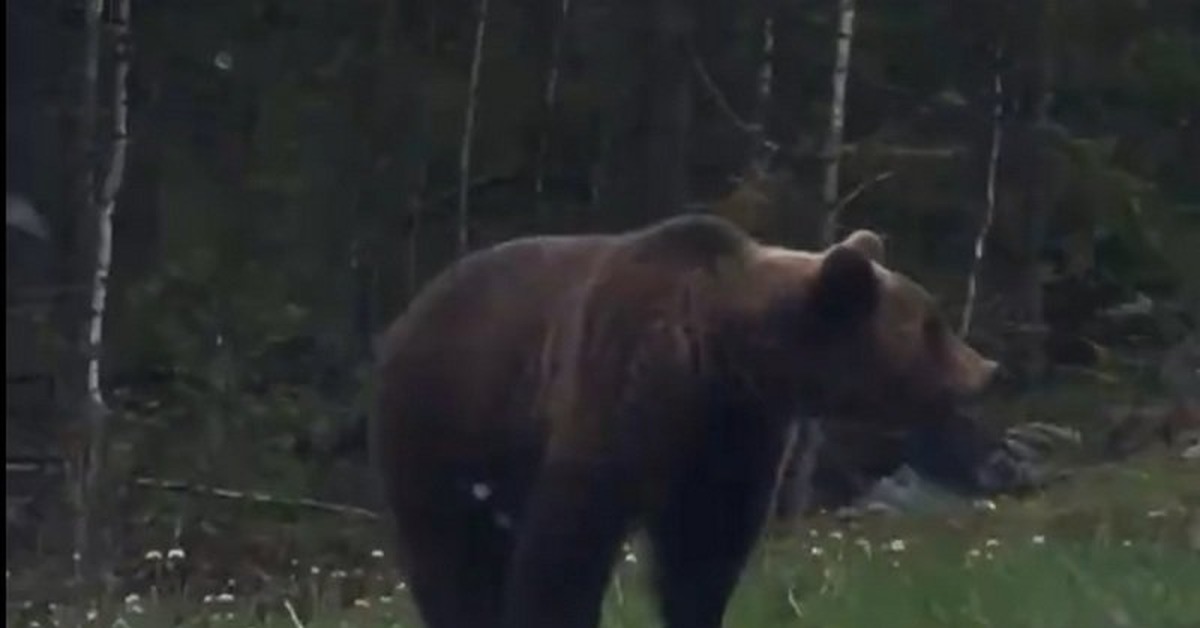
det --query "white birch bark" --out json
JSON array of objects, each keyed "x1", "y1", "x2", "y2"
[
  {"x1": 820, "y1": 0, "x2": 856, "y2": 245},
  {"x1": 89, "y1": 0, "x2": 131, "y2": 410},
  {"x1": 959, "y1": 43, "x2": 1005, "y2": 338},
  {"x1": 457, "y1": 0, "x2": 490, "y2": 256}
]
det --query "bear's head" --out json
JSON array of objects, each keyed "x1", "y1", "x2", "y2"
[{"x1": 747, "y1": 229, "x2": 999, "y2": 424}]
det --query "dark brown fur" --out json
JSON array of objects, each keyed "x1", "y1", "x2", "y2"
[{"x1": 373, "y1": 215, "x2": 996, "y2": 628}]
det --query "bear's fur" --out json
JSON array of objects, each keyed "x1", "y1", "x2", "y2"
[{"x1": 372, "y1": 214, "x2": 997, "y2": 628}]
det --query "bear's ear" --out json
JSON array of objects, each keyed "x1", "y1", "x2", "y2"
[
  {"x1": 839, "y1": 229, "x2": 886, "y2": 264},
  {"x1": 810, "y1": 244, "x2": 880, "y2": 327}
]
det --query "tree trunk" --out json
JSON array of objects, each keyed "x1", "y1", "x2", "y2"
[
  {"x1": 819, "y1": 0, "x2": 856, "y2": 246},
  {"x1": 64, "y1": 0, "x2": 132, "y2": 616},
  {"x1": 533, "y1": 0, "x2": 573, "y2": 222},
  {"x1": 64, "y1": 0, "x2": 104, "y2": 607},
  {"x1": 600, "y1": 0, "x2": 693, "y2": 224},
  {"x1": 457, "y1": 0, "x2": 490, "y2": 256},
  {"x1": 959, "y1": 42, "x2": 1005, "y2": 338},
  {"x1": 750, "y1": 1, "x2": 775, "y2": 175},
  {"x1": 644, "y1": 0, "x2": 693, "y2": 217}
]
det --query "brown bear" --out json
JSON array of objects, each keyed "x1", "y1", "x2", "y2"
[{"x1": 372, "y1": 214, "x2": 997, "y2": 628}]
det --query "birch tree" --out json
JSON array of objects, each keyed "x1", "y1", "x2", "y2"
[
  {"x1": 457, "y1": 0, "x2": 490, "y2": 256},
  {"x1": 819, "y1": 0, "x2": 856, "y2": 246},
  {"x1": 749, "y1": 1, "x2": 776, "y2": 176},
  {"x1": 66, "y1": 0, "x2": 132, "y2": 609},
  {"x1": 959, "y1": 43, "x2": 1005, "y2": 338}
]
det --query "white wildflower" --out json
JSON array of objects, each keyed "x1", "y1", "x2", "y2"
[
  {"x1": 1031, "y1": 534, "x2": 1046, "y2": 545},
  {"x1": 167, "y1": 547, "x2": 186, "y2": 560}
]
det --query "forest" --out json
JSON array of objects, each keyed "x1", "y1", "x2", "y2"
[{"x1": 6, "y1": 0, "x2": 1199, "y2": 626}]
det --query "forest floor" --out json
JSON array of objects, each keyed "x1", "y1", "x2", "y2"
[
  {"x1": 6, "y1": 453, "x2": 1198, "y2": 628},
  {"x1": 7, "y1": 371, "x2": 1200, "y2": 627}
]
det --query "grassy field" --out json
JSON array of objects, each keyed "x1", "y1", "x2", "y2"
[{"x1": 7, "y1": 455, "x2": 1198, "y2": 628}]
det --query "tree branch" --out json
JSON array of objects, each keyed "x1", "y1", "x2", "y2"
[{"x1": 132, "y1": 477, "x2": 383, "y2": 521}]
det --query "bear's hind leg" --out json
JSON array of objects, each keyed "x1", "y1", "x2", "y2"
[{"x1": 392, "y1": 480, "x2": 515, "y2": 628}]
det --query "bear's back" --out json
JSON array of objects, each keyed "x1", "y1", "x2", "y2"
[{"x1": 375, "y1": 233, "x2": 620, "y2": 454}]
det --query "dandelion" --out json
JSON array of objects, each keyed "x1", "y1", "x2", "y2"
[
  {"x1": 167, "y1": 547, "x2": 186, "y2": 560},
  {"x1": 887, "y1": 539, "x2": 906, "y2": 553},
  {"x1": 1032, "y1": 534, "x2": 1046, "y2": 545},
  {"x1": 395, "y1": 581, "x2": 408, "y2": 592},
  {"x1": 86, "y1": 609, "x2": 98, "y2": 621},
  {"x1": 204, "y1": 594, "x2": 215, "y2": 604},
  {"x1": 973, "y1": 499, "x2": 997, "y2": 512},
  {"x1": 371, "y1": 549, "x2": 385, "y2": 559},
  {"x1": 810, "y1": 546, "x2": 824, "y2": 557},
  {"x1": 310, "y1": 565, "x2": 321, "y2": 576},
  {"x1": 354, "y1": 598, "x2": 371, "y2": 609},
  {"x1": 967, "y1": 548, "x2": 982, "y2": 559},
  {"x1": 984, "y1": 538, "x2": 1000, "y2": 548},
  {"x1": 828, "y1": 530, "x2": 844, "y2": 541},
  {"x1": 145, "y1": 550, "x2": 163, "y2": 561},
  {"x1": 124, "y1": 593, "x2": 141, "y2": 605}
]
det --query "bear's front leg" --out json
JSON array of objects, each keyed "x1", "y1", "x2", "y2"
[
  {"x1": 501, "y1": 458, "x2": 635, "y2": 628},
  {"x1": 646, "y1": 414, "x2": 793, "y2": 628}
]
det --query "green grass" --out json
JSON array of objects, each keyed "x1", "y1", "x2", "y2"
[{"x1": 8, "y1": 457, "x2": 1198, "y2": 628}]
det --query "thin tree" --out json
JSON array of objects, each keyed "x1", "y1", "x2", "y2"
[
  {"x1": 750, "y1": 2, "x2": 775, "y2": 174},
  {"x1": 819, "y1": 0, "x2": 856, "y2": 246},
  {"x1": 65, "y1": 0, "x2": 104, "y2": 604},
  {"x1": 959, "y1": 42, "x2": 1005, "y2": 338},
  {"x1": 457, "y1": 0, "x2": 490, "y2": 256},
  {"x1": 66, "y1": 0, "x2": 132, "y2": 614},
  {"x1": 533, "y1": 0, "x2": 574, "y2": 219}
]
